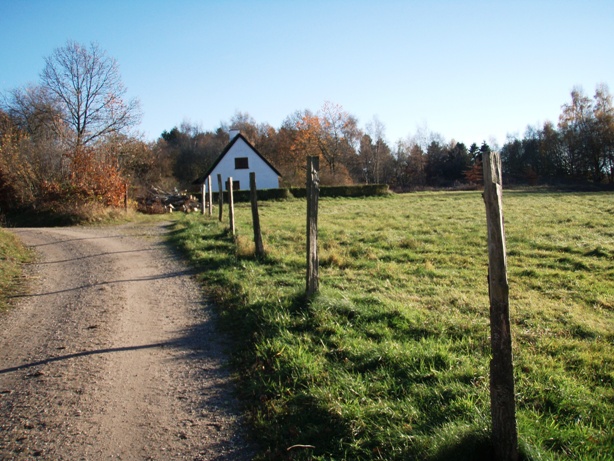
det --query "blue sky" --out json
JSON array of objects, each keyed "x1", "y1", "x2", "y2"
[{"x1": 1, "y1": 0, "x2": 613, "y2": 148}]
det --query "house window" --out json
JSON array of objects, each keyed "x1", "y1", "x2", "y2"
[
  {"x1": 225, "y1": 179, "x2": 240, "y2": 191},
  {"x1": 235, "y1": 157, "x2": 249, "y2": 169}
]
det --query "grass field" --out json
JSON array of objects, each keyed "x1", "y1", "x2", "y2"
[
  {"x1": 170, "y1": 190, "x2": 613, "y2": 461},
  {"x1": 0, "y1": 227, "x2": 33, "y2": 312}
]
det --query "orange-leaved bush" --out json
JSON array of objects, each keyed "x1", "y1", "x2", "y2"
[{"x1": 63, "y1": 148, "x2": 126, "y2": 207}]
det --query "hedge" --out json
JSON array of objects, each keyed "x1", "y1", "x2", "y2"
[
  {"x1": 288, "y1": 184, "x2": 389, "y2": 198},
  {"x1": 195, "y1": 184, "x2": 390, "y2": 204}
]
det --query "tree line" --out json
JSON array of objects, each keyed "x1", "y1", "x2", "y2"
[
  {"x1": 1, "y1": 41, "x2": 612, "y2": 217},
  {"x1": 154, "y1": 84, "x2": 614, "y2": 191},
  {"x1": 501, "y1": 85, "x2": 614, "y2": 185},
  {"x1": 158, "y1": 109, "x2": 490, "y2": 191}
]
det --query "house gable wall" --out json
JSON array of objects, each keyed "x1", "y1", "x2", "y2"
[{"x1": 207, "y1": 137, "x2": 279, "y2": 192}]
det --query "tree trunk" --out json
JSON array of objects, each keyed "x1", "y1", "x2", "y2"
[{"x1": 482, "y1": 151, "x2": 519, "y2": 461}]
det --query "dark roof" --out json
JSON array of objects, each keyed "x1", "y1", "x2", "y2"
[{"x1": 192, "y1": 133, "x2": 282, "y2": 185}]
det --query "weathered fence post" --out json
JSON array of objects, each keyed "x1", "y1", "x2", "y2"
[
  {"x1": 201, "y1": 181, "x2": 206, "y2": 215},
  {"x1": 483, "y1": 150, "x2": 518, "y2": 461},
  {"x1": 207, "y1": 175, "x2": 213, "y2": 216},
  {"x1": 124, "y1": 182, "x2": 128, "y2": 211},
  {"x1": 306, "y1": 156, "x2": 320, "y2": 296},
  {"x1": 228, "y1": 177, "x2": 235, "y2": 236},
  {"x1": 217, "y1": 174, "x2": 224, "y2": 222},
  {"x1": 250, "y1": 172, "x2": 265, "y2": 257}
]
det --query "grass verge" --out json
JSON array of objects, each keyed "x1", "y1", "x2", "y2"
[
  {"x1": 169, "y1": 191, "x2": 613, "y2": 460},
  {"x1": 0, "y1": 227, "x2": 34, "y2": 312},
  {"x1": 2, "y1": 202, "x2": 148, "y2": 227},
  {"x1": 1, "y1": 207, "x2": 174, "y2": 312}
]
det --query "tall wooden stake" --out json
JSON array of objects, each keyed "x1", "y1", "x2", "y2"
[
  {"x1": 201, "y1": 181, "x2": 206, "y2": 215},
  {"x1": 228, "y1": 177, "x2": 235, "y2": 236},
  {"x1": 207, "y1": 175, "x2": 213, "y2": 216},
  {"x1": 483, "y1": 151, "x2": 518, "y2": 461},
  {"x1": 217, "y1": 174, "x2": 224, "y2": 222},
  {"x1": 306, "y1": 156, "x2": 320, "y2": 296},
  {"x1": 250, "y1": 172, "x2": 265, "y2": 257}
]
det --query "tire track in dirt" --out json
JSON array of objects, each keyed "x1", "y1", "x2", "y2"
[{"x1": 0, "y1": 223, "x2": 253, "y2": 460}]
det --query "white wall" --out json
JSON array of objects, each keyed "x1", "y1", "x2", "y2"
[{"x1": 206, "y1": 137, "x2": 279, "y2": 192}]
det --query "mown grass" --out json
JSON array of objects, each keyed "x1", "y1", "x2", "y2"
[
  {"x1": 169, "y1": 190, "x2": 613, "y2": 461},
  {"x1": 0, "y1": 227, "x2": 34, "y2": 311}
]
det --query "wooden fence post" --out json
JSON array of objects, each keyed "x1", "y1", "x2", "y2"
[
  {"x1": 201, "y1": 181, "x2": 206, "y2": 215},
  {"x1": 228, "y1": 177, "x2": 235, "y2": 236},
  {"x1": 124, "y1": 182, "x2": 128, "y2": 211},
  {"x1": 207, "y1": 175, "x2": 213, "y2": 216},
  {"x1": 483, "y1": 150, "x2": 518, "y2": 461},
  {"x1": 250, "y1": 172, "x2": 265, "y2": 257},
  {"x1": 217, "y1": 174, "x2": 224, "y2": 222},
  {"x1": 306, "y1": 156, "x2": 320, "y2": 296}
]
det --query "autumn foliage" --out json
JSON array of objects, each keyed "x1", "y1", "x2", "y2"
[
  {"x1": 47, "y1": 148, "x2": 125, "y2": 207},
  {"x1": 0, "y1": 41, "x2": 140, "y2": 220},
  {"x1": 464, "y1": 159, "x2": 483, "y2": 185},
  {"x1": 275, "y1": 104, "x2": 358, "y2": 186},
  {"x1": 0, "y1": 112, "x2": 36, "y2": 211},
  {"x1": 4, "y1": 40, "x2": 612, "y2": 223},
  {"x1": 0, "y1": 110, "x2": 126, "y2": 215}
]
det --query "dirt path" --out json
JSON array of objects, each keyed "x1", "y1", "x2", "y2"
[{"x1": 0, "y1": 223, "x2": 254, "y2": 460}]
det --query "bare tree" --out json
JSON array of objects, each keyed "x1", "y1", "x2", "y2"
[
  {"x1": 593, "y1": 83, "x2": 614, "y2": 183},
  {"x1": 2, "y1": 85, "x2": 69, "y2": 180},
  {"x1": 227, "y1": 111, "x2": 259, "y2": 144},
  {"x1": 558, "y1": 86, "x2": 594, "y2": 179},
  {"x1": 4, "y1": 85, "x2": 63, "y2": 140},
  {"x1": 365, "y1": 115, "x2": 386, "y2": 183},
  {"x1": 316, "y1": 101, "x2": 360, "y2": 177},
  {"x1": 40, "y1": 41, "x2": 141, "y2": 149}
]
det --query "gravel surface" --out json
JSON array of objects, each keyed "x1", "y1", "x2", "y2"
[{"x1": 0, "y1": 222, "x2": 254, "y2": 460}]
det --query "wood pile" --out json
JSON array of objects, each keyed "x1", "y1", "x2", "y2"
[{"x1": 137, "y1": 187, "x2": 201, "y2": 214}]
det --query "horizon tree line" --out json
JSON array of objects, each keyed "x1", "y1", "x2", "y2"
[{"x1": 1, "y1": 41, "x2": 612, "y2": 216}]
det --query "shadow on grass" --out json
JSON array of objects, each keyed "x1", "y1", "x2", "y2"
[
  {"x1": 162, "y1": 217, "x2": 556, "y2": 461},
  {"x1": 429, "y1": 429, "x2": 494, "y2": 461},
  {"x1": 429, "y1": 428, "x2": 538, "y2": 461}
]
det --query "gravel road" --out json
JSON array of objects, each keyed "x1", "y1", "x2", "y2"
[{"x1": 0, "y1": 222, "x2": 254, "y2": 460}]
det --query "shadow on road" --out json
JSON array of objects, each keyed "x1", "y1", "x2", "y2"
[
  {"x1": 8, "y1": 267, "x2": 199, "y2": 299},
  {"x1": 0, "y1": 343, "x2": 169, "y2": 375}
]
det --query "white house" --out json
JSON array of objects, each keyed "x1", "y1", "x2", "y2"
[{"x1": 194, "y1": 130, "x2": 281, "y2": 192}]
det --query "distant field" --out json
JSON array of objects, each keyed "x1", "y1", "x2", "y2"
[{"x1": 171, "y1": 190, "x2": 614, "y2": 461}]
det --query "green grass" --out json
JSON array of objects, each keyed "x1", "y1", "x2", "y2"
[
  {"x1": 169, "y1": 191, "x2": 614, "y2": 461},
  {"x1": 0, "y1": 227, "x2": 34, "y2": 311}
]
